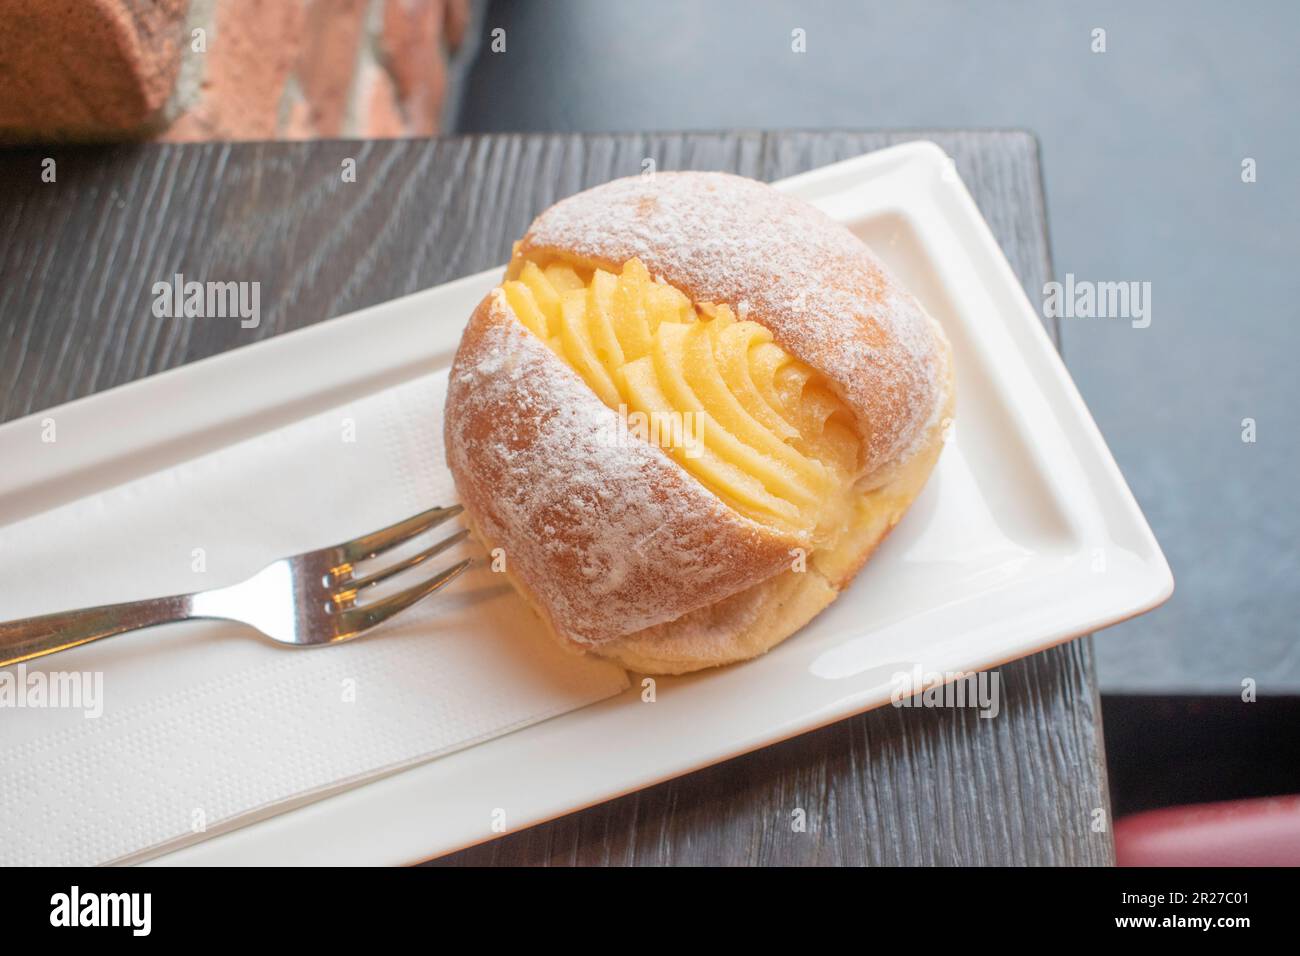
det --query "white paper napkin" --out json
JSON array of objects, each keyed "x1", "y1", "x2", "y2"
[{"x1": 0, "y1": 370, "x2": 629, "y2": 866}]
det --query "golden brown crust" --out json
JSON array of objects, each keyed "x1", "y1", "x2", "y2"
[
  {"x1": 443, "y1": 172, "x2": 954, "y2": 672},
  {"x1": 590, "y1": 324, "x2": 954, "y2": 674},
  {"x1": 444, "y1": 293, "x2": 800, "y2": 647}
]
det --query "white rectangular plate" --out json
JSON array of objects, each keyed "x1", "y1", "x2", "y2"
[{"x1": 0, "y1": 141, "x2": 1172, "y2": 865}]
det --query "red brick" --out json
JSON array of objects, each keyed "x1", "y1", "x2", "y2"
[
  {"x1": 444, "y1": 0, "x2": 471, "y2": 51},
  {"x1": 164, "y1": 0, "x2": 305, "y2": 142},
  {"x1": 0, "y1": 0, "x2": 187, "y2": 138},
  {"x1": 296, "y1": 0, "x2": 369, "y2": 137},
  {"x1": 383, "y1": 0, "x2": 446, "y2": 135},
  {"x1": 359, "y1": 62, "x2": 406, "y2": 138},
  {"x1": 282, "y1": 95, "x2": 316, "y2": 141},
  {"x1": 1, "y1": 0, "x2": 460, "y2": 143}
]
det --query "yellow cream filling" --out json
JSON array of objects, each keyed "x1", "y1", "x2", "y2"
[{"x1": 501, "y1": 257, "x2": 865, "y2": 545}]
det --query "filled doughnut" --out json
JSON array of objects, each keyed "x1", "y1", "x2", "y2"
[{"x1": 444, "y1": 171, "x2": 954, "y2": 674}]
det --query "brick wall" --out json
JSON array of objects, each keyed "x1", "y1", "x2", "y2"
[{"x1": 0, "y1": 0, "x2": 472, "y2": 142}]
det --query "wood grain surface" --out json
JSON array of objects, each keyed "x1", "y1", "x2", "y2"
[{"x1": 0, "y1": 131, "x2": 1112, "y2": 865}]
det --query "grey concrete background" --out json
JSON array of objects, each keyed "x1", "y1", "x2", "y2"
[{"x1": 455, "y1": 0, "x2": 1299, "y2": 694}]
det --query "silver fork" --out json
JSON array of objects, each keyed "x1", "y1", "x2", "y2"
[{"x1": 0, "y1": 505, "x2": 470, "y2": 668}]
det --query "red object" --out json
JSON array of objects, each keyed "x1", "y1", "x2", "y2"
[{"x1": 1115, "y1": 795, "x2": 1300, "y2": 866}]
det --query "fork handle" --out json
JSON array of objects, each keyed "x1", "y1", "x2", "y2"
[{"x1": 0, "y1": 594, "x2": 195, "y2": 667}]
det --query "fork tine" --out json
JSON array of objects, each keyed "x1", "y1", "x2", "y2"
[
  {"x1": 338, "y1": 528, "x2": 470, "y2": 595},
  {"x1": 337, "y1": 504, "x2": 463, "y2": 563},
  {"x1": 336, "y1": 559, "x2": 471, "y2": 638}
]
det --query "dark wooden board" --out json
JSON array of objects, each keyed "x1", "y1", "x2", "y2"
[{"x1": 0, "y1": 131, "x2": 1112, "y2": 865}]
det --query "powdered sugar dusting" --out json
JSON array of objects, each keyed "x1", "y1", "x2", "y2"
[
  {"x1": 444, "y1": 295, "x2": 796, "y2": 646},
  {"x1": 519, "y1": 171, "x2": 945, "y2": 478}
]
